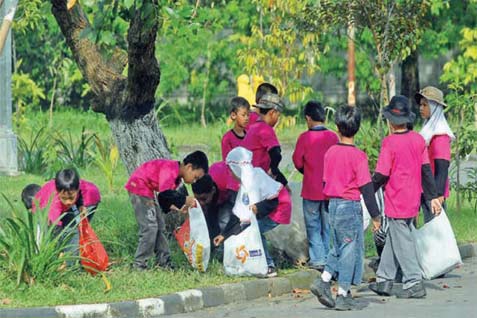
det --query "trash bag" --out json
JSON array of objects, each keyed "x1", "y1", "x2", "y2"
[
  {"x1": 174, "y1": 201, "x2": 210, "y2": 272},
  {"x1": 78, "y1": 218, "x2": 109, "y2": 275},
  {"x1": 412, "y1": 209, "x2": 462, "y2": 279},
  {"x1": 223, "y1": 213, "x2": 268, "y2": 276}
]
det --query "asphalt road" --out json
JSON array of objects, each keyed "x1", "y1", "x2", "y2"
[{"x1": 170, "y1": 257, "x2": 477, "y2": 318}]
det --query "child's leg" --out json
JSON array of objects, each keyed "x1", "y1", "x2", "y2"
[
  {"x1": 323, "y1": 200, "x2": 338, "y2": 279},
  {"x1": 257, "y1": 216, "x2": 279, "y2": 268},
  {"x1": 386, "y1": 218, "x2": 422, "y2": 289},
  {"x1": 154, "y1": 205, "x2": 171, "y2": 266},
  {"x1": 303, "y1": 199, "x2": 328, "y2": 267},
  {"x1": 130, "y1": 194, "x2": 159, "y2": 269},
  {"x1": 320, "y1": 201, "x2": 331, "y2": 258},
  {"x1": 331, "y1": 200, "x2": 362, "y2": 294}
]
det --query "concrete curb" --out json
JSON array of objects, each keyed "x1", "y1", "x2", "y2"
[{"x1": 1, "y1": 243, "x2": 475, "y2": 318}]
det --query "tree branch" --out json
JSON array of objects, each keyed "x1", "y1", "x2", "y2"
[{"x1": 50, "y1": 0, "x2": 125, "y2": 114}]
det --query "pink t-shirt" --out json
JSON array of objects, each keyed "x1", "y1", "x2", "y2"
[
  {"x1": 221, "y1": 129, "x2": 246, "y2": 161},
  {"x1": 246, "y1": 112, "x2": 260, "y2": 129},
  {"x1": 34, "y1": 179, "x2": 101, "y2": 225},
  {"x1": 375, "y1": 131, "x2": 430, "y2": 218},
  {"x1": 242, "y1": 120, "x2": 280, "y2": 172},
  {"x1": 268, "y1": 187, "x2": 292, "y2": 224},
  {"x1": 125, "y1": 159, "x2": 181, "y2": 198},
  {"x1": 293, "y1": 127, "x2": 339, "y2": 200},
  {"x1": 209, "y1": 161, "x2": 239, "y2": 204},
  {"x1": 323, "y1": 144, "x2": 372, "y2": 201},
  {"x1": 428, "y1": 134, "x2": 451, "y2": 198}
]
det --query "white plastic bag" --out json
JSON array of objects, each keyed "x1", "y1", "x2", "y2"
[
  {"x1": 174, "y1": 201, "x2": 210, "y2": 272},
  {"x1": 223, "y1": 213, "x2": 268, "y2": 276},
  {"x1": 361, "y1": 188, "x2": 384, "y2": 231},
  {"x1": 412, "y1": 209, "x2": 462, "y2": 279}
]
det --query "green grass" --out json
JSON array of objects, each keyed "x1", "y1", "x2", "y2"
[{"x1": 1, "y1": 108, "x2": 476, "y2": 308}]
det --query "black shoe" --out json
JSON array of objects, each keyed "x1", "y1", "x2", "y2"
[
  {"x1": 155, "y1": 261, "x2": 176, "y2": 271},
  {"x1": 395, "y1": 282, "x2": 426, "y2": 299},
  {"x1": 335, "y1": 294, "x2": 358, "y2": 311},
  {"x1": 369, "y1": 281, "x2": 393, "y2": 296},
  {"x1": 267, "y1": 266, "x2": 278, "y2": 278},
  {"x1": 310, "y1": 279, "x2": 335, "y2": 308}
]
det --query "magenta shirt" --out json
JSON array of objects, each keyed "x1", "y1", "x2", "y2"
[
  {"x1": 293, "y1": 127, "x2": 339, "y2": 200},
  {"x1": 246, "y1": 112, "x2": 260, "y2": 130},
  {"x1": 125, "y1": 159, "x2": 181, "y2": 198},
  {"x1": 34, "y1": 179, "x2": 101, "y2": 225},
  {"x1": 268, "y1": 187, "x2": 292, "y2": 224},
  {"x1": 375, "y1": 131, "x2": 430, "y2": 218},
  {"x1": 242, "y1": 120, "x2": 280, "y2": 172},
  {"x1": 209, "y1": 161, "x2": 239, "y2": 203},
  {"x1": 221, "y1": 129, "x2": 246, "y2": 161},
  {"x1": 323, "y1": 144, "x2": 372, "y2": 201},
  {"x1": 428, "y1": 134, "x2": 451, "y2": 198}
]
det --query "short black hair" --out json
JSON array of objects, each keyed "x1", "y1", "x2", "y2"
[
  {"x1": 230, "y1": 97, "x2": 250, "y2": 113},
  {"x1": 255, "y1": 82, "x2": 278, "y2": 104},
  {"x1": 191, "y1": 174, "x2": 215, "y2": 195},
  {"x1": 184, "y1": 151, "x2": 209, "y2": 173},
  {"x1": 55, "y1": 168, "x2": 80, "y2": 192},
  {"x1": 335, "y1": 105, "x2": 361, "y2": 137},
  {"x1": 21, "y1": 183, "x2": 41, "y2": 210},
  {"x1": 304, "y1": 100, "x2": 325, "y2": 122},
  {"x1": 258, "y1": 107, "x2": 274, "y2": 115}
]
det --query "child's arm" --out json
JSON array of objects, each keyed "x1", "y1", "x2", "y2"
[
  {"x1": 214, "y1": 214, "x2": 242, "y2": 246},
  {"x1": 292, "y1": 137, "x2": 305, "y2": 174},
  {"x1": 422, "y1": 164, "x2": 442, "y2": 214},
  {"x1": 251, "y1": 198, "x2": 279, "y2": 219},
  {"x1": 360, "y1": 182, "x2": 381, "y2": 231},
  {"x1": 157, "y1": 190, "x2": 187, "y2": 213},
  {"x1": 433, "y1": 159, "x2": 449, "y2": 203},
  {"x1": 268, "y1": 146, "x2": 288, "y2": 185},
  {"x1": 372, "y1": 173, "x2": 389, "y2": 191}
]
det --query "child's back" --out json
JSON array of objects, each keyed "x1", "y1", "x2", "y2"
[{"x1": 376, "y1": 130, "x2": 428, "y2": 218}]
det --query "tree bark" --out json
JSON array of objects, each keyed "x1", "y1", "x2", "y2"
[
  {"x1": 50, "y1": 0, "x2": 170, "y2": 173},
  {"x1": 401, "y1": 49, "x2": 419, "y2": 110}
]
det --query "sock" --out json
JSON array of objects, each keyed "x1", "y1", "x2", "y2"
[
  {"x1": 321, "y1": 271, "x2": 332, "y2": 282},
  {"x1": 338, "y1": 286, "x2": 348, "y2": 297}
]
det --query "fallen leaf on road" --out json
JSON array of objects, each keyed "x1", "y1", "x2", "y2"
[
  {"x1": 292, "y1": 288, "x2": 310, "y2": 295},
  {"x1": 1, "y1": 298, "x2": 12, "y2": 305},
  {"x1": 442, "y1": 284, "x2": 449, "y2": 289}
]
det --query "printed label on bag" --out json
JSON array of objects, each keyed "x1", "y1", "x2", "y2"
[
  {"x1": 249, "y1": 249, "x2": 262, "y2": 257},
  {"x1": 235, "y1": 245, "x2": 249, "y2": 264}
]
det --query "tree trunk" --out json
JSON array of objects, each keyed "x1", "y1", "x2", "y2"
[
  {"x1": 347, "y1": 23, "x2": 356, "y2": 107},
  {"x1": 378, "y1": 71, "x2": 389, "y2": 138},
  {"x1": 401, "y1": 49, "x2": 419, "y2": 110},
  {"x1": 50, "y1": 0, "x2": 168, "y2": 173},
  {"x1": 109, "y1": 109, "x2": 170, "y2": 175}
]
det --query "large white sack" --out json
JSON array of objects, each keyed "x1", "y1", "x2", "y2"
[{"x1": 412, "y1": 209, "x2": 462, "y2": 280}]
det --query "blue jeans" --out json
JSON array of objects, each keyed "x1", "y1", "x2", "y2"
[
  {"x1": 303, "y1": 199, "x2": 330, "y2": 266},
  {"x1": 325, "y1": 199, "x2": 364, "y2": 291},
  {"x1": 257, "y1": 216, "x2": 279, "y2": 268}
]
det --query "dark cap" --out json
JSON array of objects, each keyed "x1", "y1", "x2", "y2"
[
  {"x1": 255, "y1": 93, "x2": 284, "y2": 112},
  {"x1": 382, "y1": 95, "x2": 416, "y2": 125}
]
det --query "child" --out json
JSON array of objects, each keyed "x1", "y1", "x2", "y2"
[
  {"x1": 34, "y1": 169, "x2": 101, "y2": 225},
  {"x1": 242, "y1": 93, "x2": 288, "y2": 186},
  {"x1": 369, "y1": 95, "x2": 441, "y2": 298},
  {"x1": 416, "y1": 86, "x2": 454, "y2": 223},
  {"x1": 125, "y1": 151, "x2": 208, "y2": 271},
  {"x1": 247, "y1": 82, "x2": 279, "y2": 128},
  {"x1": 310, "y1": 106, "x2": 381, "y2": 311},
  {"x1": 292, "y1": 100, "x2": 338, "y2": 271},
  {"x1": 221, "y1": 97, "x2": 250, "y2": 161},
  {"x1": 220, "y1": 147, "x2": 292, "y2": 278},
  {"x1": 34, "y1": 169, "x2": 101, "y2": 263},
  {"x1": 21, "y1": 183, "x2": 41, "y2": 211}
]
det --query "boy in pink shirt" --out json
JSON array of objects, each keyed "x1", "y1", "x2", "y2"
[
  {"x1": 125, "y1": 151, "x2": 209, "y2": 271},
  {"x1": 247, "y1": 82, "x2": 278, "y2": 129},
  {"x1": 221, "y1": 97, "x2": 250, "y2": 161},
  {"x1": 293, "y1": 100, "x2": 338, "y2": 271},
  {"x1": 369, "y1": 95, "x2": 441, "y2": 299},
  {"x1": 242, "y1": 93, "x2": 288, "y2": 186},
  {"x1": 310, "y1": 106, "x2": 380, "y2": 311}
]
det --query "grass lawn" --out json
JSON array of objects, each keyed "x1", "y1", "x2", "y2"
[{"x1": 0, "y1": 109, "x2": 475, "y2": 308}]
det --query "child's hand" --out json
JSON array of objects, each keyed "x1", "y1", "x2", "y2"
[
  {"x1": 372, "y1": 217, "x2": 381, "y2": 232},
  {"x1": 437, "y1": 196, "x2": 445, "y2": 205},
  {"x1": 79, "y1": 206, "x2": 87, "y2": 219},
  {"x1": 185, "y1": 196, "x2": 196, "y2": 208},
  {"x1": 250, "y1": 204, "x2": 258, "y2": 214},
  {"x1": 431, "y1": 198, "x2": 442, "y2": 215},
  {"x1": 170, "y1": 205, "x2": 188, "y2": 214},
  {"x1": 213, "y1": 235, "x2": 225, "y2": 246}
]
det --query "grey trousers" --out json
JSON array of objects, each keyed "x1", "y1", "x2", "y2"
[
  {"x1": 130, "y1": 194, "x2": 170, "y2": 268},
  {"x1": 376, "y1": 218, "x2": 422, "y2": 289}
]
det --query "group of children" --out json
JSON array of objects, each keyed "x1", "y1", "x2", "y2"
[{"x1": 20, "y1": 82, "x2": 454, "y2": 310}]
